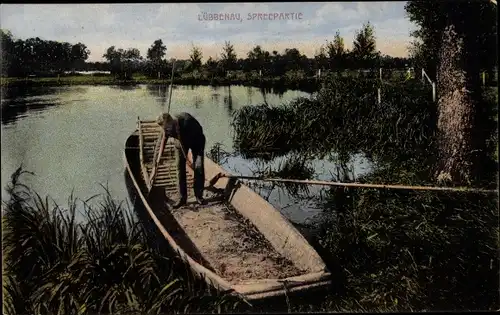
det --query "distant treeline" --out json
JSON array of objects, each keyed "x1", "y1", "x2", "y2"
[{"x1": 2, "y1": 23, "x2": 411, "y2": 79}]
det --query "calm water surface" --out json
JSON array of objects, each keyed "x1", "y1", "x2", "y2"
[{"x1": 1, "y1": 84, "x2": 372, "y2": 224}]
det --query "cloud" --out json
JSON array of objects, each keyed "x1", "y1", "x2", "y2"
[{"x1": 0, "y1": 2, "x2": 416, "y2": 61}]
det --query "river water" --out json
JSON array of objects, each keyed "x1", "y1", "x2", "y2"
[{"x1": 1, "y1": 84, "x2": 372, "y2": 225}]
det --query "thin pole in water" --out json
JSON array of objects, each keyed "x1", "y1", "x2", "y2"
[
  {"x1": 432, "y1": 82, "x2": 436, "y2": 102},
  {"x1": 167, "y1": 60, "x2": 175, "y2": 114}
]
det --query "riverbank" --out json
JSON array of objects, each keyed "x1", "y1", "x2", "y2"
[{"x1": 1, "y1": 74, "x2": 321, "y2": 92}]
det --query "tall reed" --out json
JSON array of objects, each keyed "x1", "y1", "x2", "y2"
[{"x1": 2, "y1": 167, "x2": 247, "y2": 314}]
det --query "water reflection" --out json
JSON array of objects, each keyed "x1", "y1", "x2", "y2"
[
  {"x1": 223, "y1": 86, "x2": 233, "y2": 114},
  {"x1": 219, "y1": 149, "x2": 372, "y2": 224},
  {"x1": 260, "y1": 87, "x2": 268, "y2": 105},
  {"x1": 193, "y1": 95, "x2": 203, "y2": 109},
  {"x1": 146, "y1": 84, "x2": 169, "y2": 108},
  {"x1": 109, "y1": 84, "x2": 141, "y2": 91},
  {"x1": 211, "y1": 93, "x2": 220, "y2": 103},
  {"x1": 246, "y1": 87, "x2": 254, "y2": 104},
  {"x1": 1, "y1": 84, "x2": 342, "y2": 224},
  {"x1": 1, "y1": 98, "x2": 61, "y2": 125}
]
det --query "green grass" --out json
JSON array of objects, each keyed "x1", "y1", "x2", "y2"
[
  {"x1": 2, "y1": 75, "x2": 498, "y2": 313},
  {"x1": 304, "y1": 162, "x2": 498, "y2": 311},
  {"x1": 2, "y1": 167, "x2": 248, "y2": 315},
  {"x1": 232, "y1": 77, "x2": 439, "y2": 161},
  {"x1": 228, "y1": 74, "x2": 499, "y2": 311}
]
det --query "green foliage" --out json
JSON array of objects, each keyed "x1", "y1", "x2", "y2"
[
  {"x1": 2, "y1": 25, "x2": 414, "y2": 80},
  {"x1": 189, "y1": 45, "x2": 203, "y2": 71},
  {"x1": 102, "y1": 46, "x2": 143, "y2": 80},
  {"x1": 232, "y1": 76, "x2": 438, "y2": 162},
  {"x1": 220, "y1": 41, "x2": 237, "y2": 72},
  {"x1": 2, "y1": 167, "x2": 247, "y2": 314},
  {"x1": 405, "y1": 1, "x2": 497, "y2": 78},
  {"x1": 326, "y1": 31, "x2": 348, "y2": 71},
  {"x1": 146, "y1": 39, "x2": 167, "y2": 62},
  {"x1": 1, "y1": 31, "x2": 90, "y2": 77},
  {"x1": 315, "y1": 163, "x2": 498, "y2": 311},
  {"x1": 351, "y1": 22, "x2": 379, "y2": 69}
]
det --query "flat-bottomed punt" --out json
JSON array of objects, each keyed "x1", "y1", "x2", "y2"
[{"x1": 123, "y1": 119, "x2": 332, "y2": 301}]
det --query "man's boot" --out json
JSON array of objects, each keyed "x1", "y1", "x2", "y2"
[
  {"x1": 172, "y1": 197, "x2": 187, "y2": 209},
  {"x1": 195, "y1": 196, "x2": 206, "y2": 205}
]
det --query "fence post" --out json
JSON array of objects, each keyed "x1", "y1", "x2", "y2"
[
  {"x1": 379, "y1": 68, "x2": 382, "y2": 81},
  {"x1": 482, "y1": 72, "x2": 486, "y2": 86},
  {"x1": 377, "y1": 88, "x2": 381, "y2": 105},
  {"x1": 422, "y1": 68, "x2": 425, "y2": 83},
  {"x1": 432, "y1": 82, "x2": 436, "y2": 102}
]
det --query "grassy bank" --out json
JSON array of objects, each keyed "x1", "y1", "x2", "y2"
[
  {"x1": 232, "y1": 76, "x2": 498, "y2": 178},
  {"x1": 227, "y1": 74, "x2": 499, "y2": 311},
  {"x1": 3, "y1": 164, "x2": 497, "y2": 313},
  {"x1": 2, "y1": 73, "x2": 498, "y2": 312},
  {"x1": 1, "y1": 73, "x2": 320, "y2": 92},
  {"x1": 294, "y1": 162, "x2": 499, "y2": 311},
  {"x1": 2, "y1": 168, "x2": 248, "y2": 315}
]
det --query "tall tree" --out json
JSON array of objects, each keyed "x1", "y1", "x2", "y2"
[
  {"x1": 122, "y1": 48, "x2": 142, "y2": 79},
  {"x1": 189, "y1": 45, "x2": 203, "y2": 71},
  {"x1": 283, "y1": 48, "x2": 306, "y2": 72},
  {"x1": 70, "y1": 42, "x2": 90, "y2": 69},
  {"x1": 1, "y1": 30, "x2": 14, "y2": 76},
  {"x1": 147, "y1": 39, "x2": 167, "y2": 78},
  {"x1": 247, "y1": 45, "x2": 271, "y2": 72},
  {"x1": 204, "y1": 56, "x2": 218, "y2": 76},
  {"x1": 351, "y1": 22, "x2": 378, "y2": 69},
  {"x1": 220, "y1": 41, "x2": 237, "y2": 72},
  {"x1": 314, "y1": 45, "x2": 328, "y2": 71},
  {"x1": 326, "y1": 31, "x2": 347, "y2": 72},
  {"x1": 405, "y1": 1, "x2": 497, "y2": 185}
]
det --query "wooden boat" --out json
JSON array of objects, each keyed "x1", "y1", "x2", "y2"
[{"x1": 123, "y1": 119, "x2": 331, "y2": 301}]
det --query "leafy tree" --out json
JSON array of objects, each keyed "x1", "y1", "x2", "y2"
[
  {"x1": 204, "y1": 56, "x2": 218, "y2": 75},
  {"x1": 1, "y1": 30, "x2": 14, "y2": 76},
  {"x1": 70, "y1": 43, "x2": 90, "y2": 69},
  {"x1": 220, "y1": 41, "x2": 237, "y2": 72},
  {"x1": 314, "y1": 45, "x2": 328, "y2": 72},
  {"x1": 283, "y1": 48, "x2": 306, "y2": 72},
  {"x1": 351, "y1": 22, "x2": 378, "y2": 69},
  {"x1": 247, "y1": 45, "x2": 270, "y2": 72},
  {"x1": 147, "y1": 39, "x2": 167, "y2": 78},
  {"x1": 326, "y1": 32, "x2": 347, "y2": 71},
  {"x1": 103, "y1": 46, "x2": 141, "y2": 79},
  {"x1": 189, "y1": 45, "x2": 203, "y2": 71},
  {"x1": 405, "y1": 1, "x2": 497, "y2": 185},
  {"x1": 406, "y1": 1, "x2": 497, "y2": 81}
]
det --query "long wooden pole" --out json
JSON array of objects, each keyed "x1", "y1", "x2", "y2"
[
  {"x1": 166, "y1": 60, "x2": 175, "y2": 114},
  {"x1": 209, "y1": 173, "x2": 497, "y2": 194}
]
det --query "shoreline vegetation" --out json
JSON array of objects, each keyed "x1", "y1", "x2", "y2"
[
  {"x1": 0, "y1": 69, "x2": 417, "y2": 90},
  {"x1": 2, "y1": 3, "x2": 499, "y2": 312},
  {"x1": 2, "y1": 72, "x2": 498, "y2": 313},
  {"x1": 2, "y1": 71, "x2": 497, "y2": 94}
]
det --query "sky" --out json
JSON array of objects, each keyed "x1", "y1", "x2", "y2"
[{"x1": 0, "y1": 2, "x2": 418, "y2": 62}]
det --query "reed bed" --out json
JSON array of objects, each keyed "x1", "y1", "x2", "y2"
[
  {"x1": 302, "y1": 163, "x2": 499, "y2": 312},
  {"x1": 232, "y1": 77, "x2": 497, "y2": 165},
  {"x1": 2, "y1": 167, "x2": 248, "y2": 315},
  {"x1": 228, "y1": 75, "x2": 499, "y2": 311},
  {"x1": 232, "y1": 77, "x2": 439, "y2": 161}
]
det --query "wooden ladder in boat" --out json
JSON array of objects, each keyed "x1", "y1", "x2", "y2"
[{"x1": 137, "y1": 118, "x2": 195, "y2": 197}]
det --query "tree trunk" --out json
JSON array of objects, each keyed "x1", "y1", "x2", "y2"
[{"x1": 435, "y1": 24, "x2": 482, "y2": 185}]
